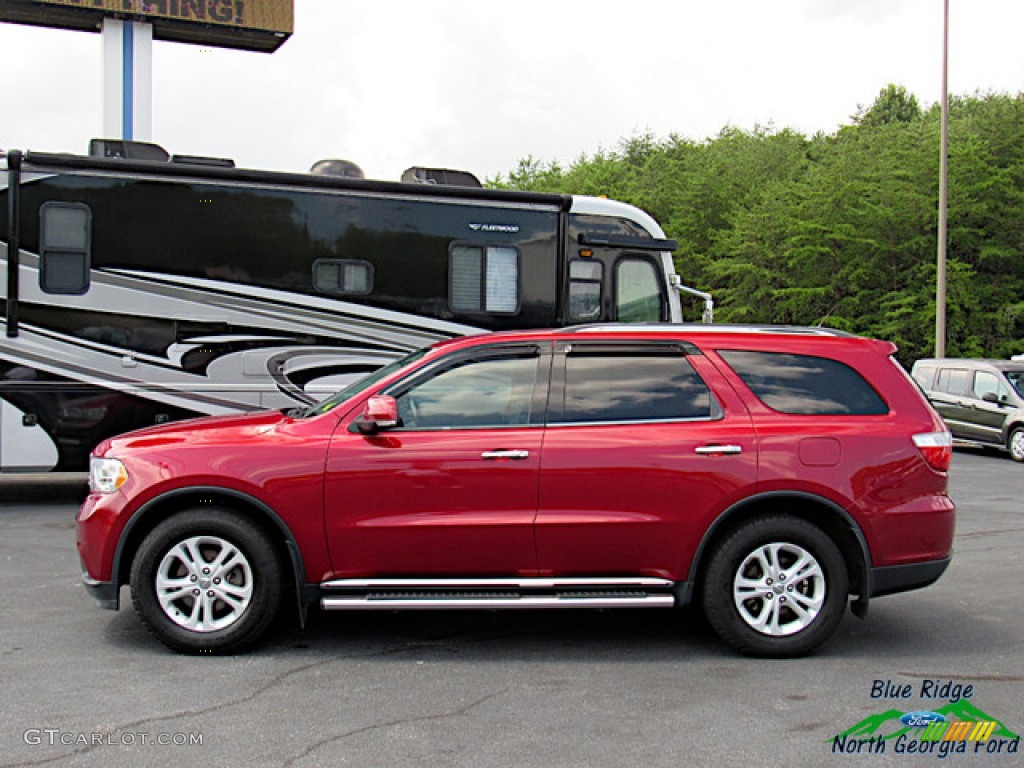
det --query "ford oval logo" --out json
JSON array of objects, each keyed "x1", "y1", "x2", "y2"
[{"x1": 900, "y1": 711, "x2": 947, "y2": 728}]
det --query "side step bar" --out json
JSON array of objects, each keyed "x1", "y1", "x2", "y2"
[{"x1": 319, "y1": 577, "x2": 677, "y2": 611}]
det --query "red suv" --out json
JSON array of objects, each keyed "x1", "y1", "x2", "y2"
[{"x1": 77, "y1": 325, "x2": 955, "y2": 657}]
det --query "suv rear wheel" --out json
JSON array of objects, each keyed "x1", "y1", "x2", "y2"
[
  {"x1": 702, "y1": 515, "x2": 848, "y2": 657},
  {"x1": 130, "y1": 508, "x2": 283, "y2": 654}
]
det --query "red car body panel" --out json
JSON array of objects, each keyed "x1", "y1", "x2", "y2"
[
  {"x1": 77, "y1": 326, "x2": 955, "y2": 627},
  {"x1": 324, "y1": 422, "x2": 544, "y2": 577}
]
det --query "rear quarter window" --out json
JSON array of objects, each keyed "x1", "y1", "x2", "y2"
[{"x1": 718, "y1": 350, "x2": 889, "y2": 415}]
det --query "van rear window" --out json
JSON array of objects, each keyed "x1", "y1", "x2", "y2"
[{"x1": 718, "y1": 350, "x2": 888, "y2": 415}]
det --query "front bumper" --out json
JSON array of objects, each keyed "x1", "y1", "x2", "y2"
[{"x1": 81, "y1": 568, "x2": 120, "y2": 610}]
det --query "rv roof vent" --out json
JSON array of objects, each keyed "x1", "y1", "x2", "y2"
[
  {"x1": 89, "y1": 139, "x2": 170, "y2": 163},
  {"x1": 310, "y1": 159, "x2": 365, "y2": 179},
  {"x1": 171, "y1": 154, "x2": 236, "y2": 168},
  {"x1": 401, "y1": 166, "x2": 481, "y2": 188}
]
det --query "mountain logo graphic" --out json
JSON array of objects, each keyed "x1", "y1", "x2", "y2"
[{"x1": 833, "y1": 700, "x2": 1020, "y2": 743}]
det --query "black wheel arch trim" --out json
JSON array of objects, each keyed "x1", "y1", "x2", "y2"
[
  {"x1": 684, "y1": 490, "x2": 874, "y2": 615},
  {"x1": 109, "y1": 486, "x2": 309, "y2": 622}
]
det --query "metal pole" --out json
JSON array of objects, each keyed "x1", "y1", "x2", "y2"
[
  {"x1": 935, "y1": 0, "x2": 949, "y2": 358},
  {"x1": 5, "y1": 151, "x2": 21, "y2": 338},
  {"x1": 102, "y1": 19, "x2": 153, "y2": 141}
]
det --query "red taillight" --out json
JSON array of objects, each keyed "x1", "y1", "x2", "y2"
[{"x1": 913, "y1": 431, "x2": 953, "y2": 472}]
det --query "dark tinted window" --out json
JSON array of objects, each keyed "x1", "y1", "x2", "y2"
[
  {"x1": 719, "y1": 350, "x2": 888, "y2": 415},
  {"x1": 568, "y1": 259, "x2": 603, "y2": 321},
  {"x1": 313, "y1": 259, "x2": 373, "y2": 295},
  {"x1": 555, "y1": 349, "x2": 714, "y2": 423},
  {"x1": 1006, "y1": 371, "x2": 1024, "y2": 398},
  {"x1": 40, "y1": 202, "x2": 91, "y2": 295}
]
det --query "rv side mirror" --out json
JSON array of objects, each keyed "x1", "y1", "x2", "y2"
[
  {"x1": 356, "y1": 395, "x2": 399, "y2": 434},
  {"x1": 982, "y1": 392, "x2": 1003, "y2": 405}
]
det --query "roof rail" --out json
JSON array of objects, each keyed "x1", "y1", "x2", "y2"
[{"x1": 563, "y1": 323, "x2": 857, "y2": 337}]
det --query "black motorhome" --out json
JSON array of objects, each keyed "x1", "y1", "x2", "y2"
[{"x1": 1, "y1": 141, "x2": 683, "y2": 471}]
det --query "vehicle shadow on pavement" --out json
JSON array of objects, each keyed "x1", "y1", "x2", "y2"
[{"x1": 99, "y1": 597, "x2": 1011, "y2": 662}]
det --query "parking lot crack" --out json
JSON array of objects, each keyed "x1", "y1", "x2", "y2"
[
  {"x1": 2, "y1": 645, "x2": 442, "y2": 768},
  {"x1": 279, "y1": 687, "x2": 510, "y2": 768}
]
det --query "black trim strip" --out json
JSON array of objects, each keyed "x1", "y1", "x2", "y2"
[
  {"x1": 578, "y1": 233, "x2": 678, "y2": 252},
  {"x1": 870, "y1": 557, "x2": 951, "y2": 598}
]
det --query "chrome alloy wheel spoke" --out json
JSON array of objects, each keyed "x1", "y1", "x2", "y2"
[
  {"x1": 155, "y1": 535, "x2": 254, "y2": 633},
  {"x1": 732, "y1": 542, "x2": 826, "y2": 637}
]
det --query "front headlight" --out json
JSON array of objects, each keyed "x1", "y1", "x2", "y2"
[{"x1": 89, "y1": 457, "x2": 129, "y2": 494}]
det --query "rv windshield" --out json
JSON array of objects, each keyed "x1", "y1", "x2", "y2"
[{"x1": 301, "y1": 348, "x2": 430, "y2": 418}]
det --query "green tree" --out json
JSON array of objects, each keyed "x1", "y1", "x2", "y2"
[{"x1": 494, "y1": 90, "x2": 1024, "y2": 362}]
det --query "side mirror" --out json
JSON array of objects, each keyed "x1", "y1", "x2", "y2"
[
  {"x1": 356, "y1": 395, "x2": 399, "y2": 434},
  {"x1": 982, "y1": 392, "x2": 1002, "y2": 405}
]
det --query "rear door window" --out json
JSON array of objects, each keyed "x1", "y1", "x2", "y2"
[
  {"x1": 718, "y1": 350, "x2": 888, "y2": 415},
  {"x1": 551, "y1": 345, "x2": 718, "y2": 424}
]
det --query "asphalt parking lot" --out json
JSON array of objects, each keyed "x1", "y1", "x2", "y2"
[{"x1": 1, "y1": 450, "x2": 1021, "y2": 768}]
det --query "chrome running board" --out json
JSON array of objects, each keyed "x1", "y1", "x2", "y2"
[{"x1": 319, "y1": 577, "x2": 677, "y2": 611}]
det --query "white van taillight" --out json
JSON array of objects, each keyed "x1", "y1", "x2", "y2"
[{"x1": 913, "y1": 431, "x2": 953, "y2": 471}]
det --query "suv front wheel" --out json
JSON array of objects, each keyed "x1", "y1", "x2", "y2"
[
  {"x1": 702, "y1": 515, "x2": 848, "y2": 657},
  {"x1": 130, "y1": 508, "x2": 283, "y2": 654}
]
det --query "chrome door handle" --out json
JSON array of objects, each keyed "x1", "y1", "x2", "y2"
[
  {"x1": 695, "y1": 444, "x2": 743, "y2": 456},
  {"x1": 481, "y1": 450, "x2": 530, "y2": 460}
]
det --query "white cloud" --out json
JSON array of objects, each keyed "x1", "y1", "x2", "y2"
[{"x1": 2, "y1": 1, "x2": 1022, "y2": 182}]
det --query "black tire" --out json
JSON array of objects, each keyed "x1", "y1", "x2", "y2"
[
  {"x1": 130, "y1": 508, "x2": 283, "y2": 654},
  {"x1": 701, "y1": 515, "x2": 848, "y2": 657},
  {"x1": 1008, "y1": 427, "x2": 1024, "y2": 463}
]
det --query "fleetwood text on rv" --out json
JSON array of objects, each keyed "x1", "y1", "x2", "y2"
[{"x1": 1, "y1": 140, "x2": 683, "y2": 471}]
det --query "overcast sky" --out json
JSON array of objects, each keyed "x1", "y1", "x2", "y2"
[{"x1": 2, "y1": 1, "x2": 1023, "y2": 183}]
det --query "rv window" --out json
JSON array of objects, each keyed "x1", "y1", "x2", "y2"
[
  {"x1": 313, "y1": 259, "x2": 374, "y2": 296},
  {"x1": 568, "y1": 259, "x2": 603, "y2": 321},
  {"x1": 40, "y1": 203, "x2": 91, "y2": 295},
  {"x1": 449, "y1": 245, "x2": 520, "y2": 314},
  {"x1": 615, "y1": 257, "x2": 663, "y2": 322}
]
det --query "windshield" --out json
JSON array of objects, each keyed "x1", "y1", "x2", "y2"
[
  {"x1": 1006, "y1": 370, "x2": 1024, "y2": 399},
  {"x1": 301, "y1": 348, "x2": 431, "y2": 418}
]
